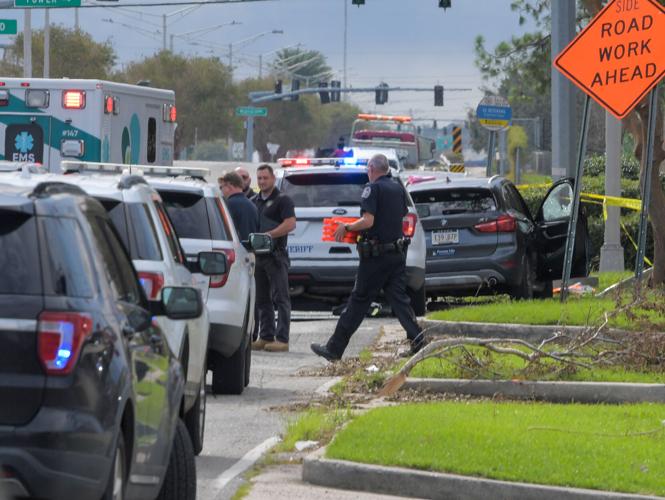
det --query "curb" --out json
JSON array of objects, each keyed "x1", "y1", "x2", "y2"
[
  {"x1": 402, "y1": 378, "x2": 665, "y2": 404},
  {"x1": 419, "y1": 319, "x2": 630, "y2": 343},
  {"x1": 302, "y1": 454, "x2": 661, "y2": 500}
]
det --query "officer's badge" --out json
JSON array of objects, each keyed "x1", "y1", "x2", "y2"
[
  {"x1": 361, "y1": 187, "x2": 371, "y2": 199},
  {"x1": 266, "y1": 200, "x2": 274, "y2": 208}
]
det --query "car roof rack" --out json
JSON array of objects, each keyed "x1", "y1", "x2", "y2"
[
  {"x1": 31, "y1": 182, "x2": 87, "y2": 198},
  {"x1": 61, "y1": 161, "x2": 210, "y2": 180}
]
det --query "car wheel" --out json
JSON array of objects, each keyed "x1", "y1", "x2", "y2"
[
  {"x1": 211, "y1": 342, "x2": 246, "y2": 395},
  {"x1": 407, "y1": 284, "x2": 427, "y2": 316},
  {"x1": 510, "y1": 257, "x2": 534, "y2": 300},
  {"x1": 184, "y1": 369, "x2": 206, "y2": 455},
  {"x1": 157, "y1": 419, "x2": 196, "y2": 500},
  {"x1": 102, "y1": 432, "x2": 126, "y2": 500}
]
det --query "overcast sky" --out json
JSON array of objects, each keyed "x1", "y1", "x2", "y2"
[{"x1": 10, "y1": 0, "x2": 537, "y2": 120}]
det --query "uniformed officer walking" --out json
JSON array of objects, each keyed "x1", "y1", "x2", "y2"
[{"x1": 311, "y1": 154, "x2": 424, "y2": 362}]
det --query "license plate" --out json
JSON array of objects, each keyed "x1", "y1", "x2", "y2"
[{"x1": 431, "y1": 229, "x2": 459, "y2": 245}]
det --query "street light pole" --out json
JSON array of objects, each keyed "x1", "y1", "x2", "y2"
[
  {"x1": 343, "y1": 0, "x2": 348, "y2": 99},
  {"x1": 44, "y1": 9, "x2": 50, "y2": 78},
  {"x1": 162, "y1": 14, "x2": 167, "y2": 51},
  {"x1": 23, "y1": 9, "x2": 31, "y2": 78}
]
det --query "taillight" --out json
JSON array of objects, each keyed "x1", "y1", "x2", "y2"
[
  {"x1": 138, "y1": 272, "x2": 165, "y2": 300},
  {"x1": 37, "y1": 312, "x2": 93, "y2": 375},
  {"x1": 210, "y1": 249, "x2": 235, "y2": 288},
  {"x1": 62, "y1": 90, "x2": 86, "y2": 109},
  {"x1": 474, "y1": 214, "x2": 516, "y2": 233},
  {"x1": 402, "y1": 213, "x2": 417, "y2": 238}
]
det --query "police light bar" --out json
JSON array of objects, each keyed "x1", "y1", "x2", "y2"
[
  {"x1": 278, "y1": 158, "x2": 369, "y2": 168},
  {"x1": 61, "y1": 161, "x2": 210, "y2": 179},
  {"x1": 357, "y1": 113, "x2": 412, "y2": 123}
]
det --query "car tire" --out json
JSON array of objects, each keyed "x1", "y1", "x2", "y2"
[
  {"x1": 157, "y1": 419, "x2": 196, "y2": 500},
  {"x1": 244, "y1": 334, "x2": 251, "y2": 388},
  {"x1": 102, "y1": 432, "x2": 126, "y2": 500},
  {"x1": 184, "y1": 368, "x2": 206, "y2": 456},
  {"x1": 407, "y1": 284, "x2": 427, "y2": 316},
  {"x1": 510, "y1": 257, "x2": 534, "y2": 300},
  {"x1": 211, "y1": 341, "x2": 246, "y2": 395}
]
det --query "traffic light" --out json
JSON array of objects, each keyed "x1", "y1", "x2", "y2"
[
  {"x1": 439, "y1": 0, "x2": 451, "y2": 9},
  {"x1": 352, "y1": 0, "x2": 365, "y2": 5},
  {"x1": 375, "y1": 82, "x2": 389, "y2": 105},
  {"x1": 330, "y1": 80, "x2": 341, "y2": 102},
  {"x1": 319, "y1": 81, "x2": 330, "y2": 104},
  {"x1": 434, "y1": 85, "x2": 444, "y2": 106},
  {"x1": 291, "y1": 79, "x2": 300, "y2": 102},
  {"x1": 274, "y1": 79, "x2": 282, "y2": 95}
]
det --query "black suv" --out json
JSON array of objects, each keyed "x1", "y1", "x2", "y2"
[
  {"x1": 0, "y1": 181, "x2": 216, "y2": 500},
  {"x1": 407, "y1": 175, "x2": 589, "y2": 299}
]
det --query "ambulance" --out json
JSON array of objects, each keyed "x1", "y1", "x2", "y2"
[{"x1": 0, "y1": 78, "x2": 176, "y2": 172}]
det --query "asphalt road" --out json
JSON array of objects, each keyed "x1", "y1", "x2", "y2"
[{"x1": 196, "y1": 314, "x2": 386, "y2": 500}]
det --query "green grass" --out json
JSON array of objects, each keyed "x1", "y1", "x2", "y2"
[
  {"x1": 326, "y1": 401, "x2": 665, "y2": 496},
  {"x1": 409, "y1": 346, "x2": 665, "y2": 383},
  {"x1": 275, "y1": 408, "x2": 351, "y2": 453},
  {"x1": 593, "y1": 270, "x2": 633, "y2": 292},
  {"x1": 427, "y1": 294, "x2": 665, "y2": 331},
  {"x1": 518, "y1": 173, "x2": 552, "y2": 186}
]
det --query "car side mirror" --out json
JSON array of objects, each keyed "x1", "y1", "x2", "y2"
[
  {"x1": 416, "y1": 204, "x2": 430, "y2": 218},
  {"x1": 161, "y1": 286, "x2": 203, "y2": 320},
  {"x1": 198, "y1": 251, "x2": 227, "y2": 275},
  {"x1": 249, "y1": 233, "x2": 273, "y2": 255}
]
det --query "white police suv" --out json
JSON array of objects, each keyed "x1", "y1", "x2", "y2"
[{"x1": 276, "y1": 157, "x2": 427, "y2": 315}]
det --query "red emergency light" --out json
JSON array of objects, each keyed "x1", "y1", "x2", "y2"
[{"x1": 63, "y1": 90, "x2": 86, "y2": 109}]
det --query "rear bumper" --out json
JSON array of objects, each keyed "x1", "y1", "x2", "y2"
[
  {"x1": 0, "y1": 408, "x2": 114, "y2": 500},
  {"x1": 424, "y1": 249, "x2": 522, "y2": 295},
  {"x1": 209, "y1": 322, "x2": 245, "y2": 358},
  {"x1": 288, "y1": 263, "x2": 425, "y2": 296}
]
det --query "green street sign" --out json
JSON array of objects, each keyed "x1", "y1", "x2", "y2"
[
  {"x1": 0, "y1": 20, "x2": 17, "y2": 35},
  {"x1": 235, "y1": 106, "x2": 268, "y2": 118},
  {"x1": 14, "y1": 0, "x2": 81, "y2": 8}
]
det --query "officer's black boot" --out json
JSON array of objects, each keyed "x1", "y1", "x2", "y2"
[{"x1": 310, "y1": 343, "x2": 341, "y2": 362}]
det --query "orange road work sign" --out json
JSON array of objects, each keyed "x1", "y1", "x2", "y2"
[{"x1": 554, "y1": 0, "x2": 664, "y2": 120}]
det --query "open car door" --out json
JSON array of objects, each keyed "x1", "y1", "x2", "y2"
[{"x1": 534, "y1": 178, "x2": 590, "y2": 281}]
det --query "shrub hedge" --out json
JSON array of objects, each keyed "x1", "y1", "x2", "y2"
[{"x1": 518, "y1": 154, "x2": 659, "y2": 271}]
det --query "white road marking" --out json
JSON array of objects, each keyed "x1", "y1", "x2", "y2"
[{"x1": 210, "y1": 436, "x2": 280, "y2": 494}]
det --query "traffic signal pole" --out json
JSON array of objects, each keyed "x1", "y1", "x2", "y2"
[{"x1": 249, "y1": 85, "x2": 471, "y2": 104}]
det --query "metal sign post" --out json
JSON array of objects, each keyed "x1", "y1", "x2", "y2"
[
  {"x1": 485, "y1": 131, "x2": 495, "y2": 177},
  {"x1": 245, "y1": 115, "x2": 254, "y2": 162},
  {"x1": 635, "y1": 85, "x2": 660, "y2": 280},
  {"x1": 560, "y1": 95, "x2": 591, "y2": 303}
]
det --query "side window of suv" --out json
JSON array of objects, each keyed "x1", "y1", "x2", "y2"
[
  {"x1": 88, "y1": 215, "x2": 142, "y2": 304},
  {"x1": 41, "y1": 217, "x2": 95, "y2": 298},
  {"x1": 154, "y1": 200, "x2": 184, "y2": 264}
]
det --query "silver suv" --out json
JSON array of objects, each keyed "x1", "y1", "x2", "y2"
[
  {"x1": 275, "y1": 158, "x2": 427, "y2": 314},
  {"x1": 145, "y1": 173, "x2": 256, "y2": 395}
]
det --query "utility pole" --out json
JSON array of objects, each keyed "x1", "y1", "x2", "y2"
[
  {"x1": 162, "y1": 14, "x2": 167, "y2": 51},
  {"x1": 228, "y1": 43, "x2": 233, "y2": 78},
  {"x1": 599, "y1": 112, "x2": 625, "y2": 272},
  {"x1": 74, "y1": 8, "x2": 79, "y2": 31},
  {"x1": 258, "y1": 53, "x2": 262, "y2": 79},
  {"x1": 44, "y1": 9, "x2": 50, "y2": 78},
  {"x1": 170, "y1": 34, "x2": 174, "y2": 52},
  {"x1": 343, "y1": 0, "x2": 348, "y2": 99},
  {"x1": 551, "y1": 0, "x2": 577, "y2": 179},
  {"x1": 23, "y1": 10, "x2": 31, "y2": 78}
]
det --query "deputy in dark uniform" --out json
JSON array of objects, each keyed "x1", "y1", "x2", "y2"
[
  {"x1": 251, "y1": 164, "x2": 296, "y2": 353},
  {"x1": 311, "y1": 154, "x2": 424, "y2": 361}
]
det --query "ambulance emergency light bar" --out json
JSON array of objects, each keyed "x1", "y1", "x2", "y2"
[
  {"x1": 278, "y1": 158, "x2": 369, "y2": 168},
  {"x1": 61, "y1": 161, "x2": 210, "y2": 179},
  {"x1": 356, "y1": 114, "x2": 412, "y2": 123}
]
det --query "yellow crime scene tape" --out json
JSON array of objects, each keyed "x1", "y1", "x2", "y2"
[{"x1": 517, "y1": 183, "x2": 652, "y2": 266}]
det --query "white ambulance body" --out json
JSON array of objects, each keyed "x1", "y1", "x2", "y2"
[{"x1": 0, "y1": 78, "x2": 176, "y2": 172}]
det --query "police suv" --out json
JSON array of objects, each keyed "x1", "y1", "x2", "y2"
[{"x1": 276, "y1": 157, "x2": 427, "y2": 315}]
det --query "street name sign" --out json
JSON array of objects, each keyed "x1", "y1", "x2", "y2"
[
  {"x1": 235, "y1": 106, "x2": 268, "y2": 118},
  {"x1": 476, "y1": 95, "x2": 512, "y2": 131},
  {"x1": 14, "y1": 0, "x2": 81, "y2": 7},
  {"x1": 554, "y1": 0, "x2": 664, "y2": 120},
  {"x1": 0, "y1": 20, "x2": 17, "y2": 35}
]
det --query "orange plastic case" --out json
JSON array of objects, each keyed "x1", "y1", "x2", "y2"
[{"x1": 322, "y1": 217, "x2": 359, "y2": 243}]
